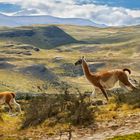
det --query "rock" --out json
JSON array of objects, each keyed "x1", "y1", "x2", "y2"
[
  {"x1": 22, "y1": 51, "x2": 32, "y2": 55},
  {"x1": 129, "y1": 78, "x2": 139, "y2": 86},
  {"x1": 17, "y1": 45, "x2": 34, "y2": 50},
  {"x1": 2, "y1": 49, "x2": 32, "y2": 55},
  {"x1": 3, "y1": 44, "x2": 14, "y2": 48},
  {"x1": 33, "y1": 47, "x2": 40, "y2": 52},
  {"x1": 52, "y1": 57, "x2": 64, "y2": 63},
  {"x1": 16, "y1": 52, "x2": 22, "y2": 54},
  {"x1": 17, "y1": 45, "x2": 40, "y2": 52}
]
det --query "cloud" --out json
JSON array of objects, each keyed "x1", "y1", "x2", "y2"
[
  {"x1": 88, "y1": 6, "x2": 140, "y2": 26},
  {"x1": 0, "y1": 0, "x2": 140, "y2": 26}
]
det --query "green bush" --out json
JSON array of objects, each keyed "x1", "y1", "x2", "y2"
[{"x1": 107, "y1": 133, "x2": 140, "y2": 140}]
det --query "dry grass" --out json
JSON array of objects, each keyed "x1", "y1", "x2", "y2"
[
  {"x1": 96, "y1": 85, "x2": 140, "y2": 122},
  {"x1": 0, "y1": 87, "x2": 140, "y2": 139}
]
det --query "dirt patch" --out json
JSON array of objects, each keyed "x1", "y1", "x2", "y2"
[{"x1": 44, "y1": 112, "x2": 140, "y2": 140}]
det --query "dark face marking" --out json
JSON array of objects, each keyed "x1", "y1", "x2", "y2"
[{"x1": 75, "y1": 59, "x2": 82, "y2": 66}]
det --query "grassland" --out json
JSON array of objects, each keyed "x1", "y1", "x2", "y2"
[
  {"x1": 0, "y1": 24, "x2": 139, "y2": 93},
  {"x1": 0, "y1": 24, "x2": 140, "y2": 140}
]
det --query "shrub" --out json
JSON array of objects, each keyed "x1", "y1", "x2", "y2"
[
  {"x1": 112, "y1": 88, "x2": 140, "y2": 109},
  {"x1": 21, "y1": 89, "x2": 95, "y2": 129}
]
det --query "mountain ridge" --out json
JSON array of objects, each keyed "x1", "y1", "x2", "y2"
[{"x1": 0, "y1": 13, "x2": 106, "y2": 27}]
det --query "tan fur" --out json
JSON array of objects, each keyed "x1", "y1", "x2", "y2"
[
  {"x1": 0, "y1": 92, "x2": 21, "y2": 114},
  {"x1": 75, "y1": 57, "x2": 136, "y2": 101}
]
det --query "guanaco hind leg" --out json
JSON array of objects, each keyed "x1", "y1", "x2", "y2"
[
  {"x1": 7, "y1": 102, "x2": 13, "y2": 115},
  {"x1": 119, "y1": 81, "x2": 130, "y2": 91},
  {"x1": 118, "y1": 73, "x2": 136, "y2": 90}
]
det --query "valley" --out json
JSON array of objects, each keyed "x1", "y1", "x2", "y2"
[{"x1": 0, "y1": 24, "x2": 140, "y2": 140}]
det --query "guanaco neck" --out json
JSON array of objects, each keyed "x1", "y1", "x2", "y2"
[{"x1": 81, "y1": 59, "x2": 92, "y2": 78}]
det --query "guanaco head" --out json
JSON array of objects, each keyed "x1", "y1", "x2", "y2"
[{"x1": 75, "y1": 56, "x2": 85, "y2": 66}]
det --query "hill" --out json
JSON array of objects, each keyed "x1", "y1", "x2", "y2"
[
  {"x1": 0, "y1": 24, "x2": 139, "y2": 93},
  {"x1": 0, "y1": 25, "x2": 78, "y2": 49}
]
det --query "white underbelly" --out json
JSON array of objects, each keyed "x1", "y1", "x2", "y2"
[{"x1": 100, "y1": 75, "x2": 118, "y2": 89}]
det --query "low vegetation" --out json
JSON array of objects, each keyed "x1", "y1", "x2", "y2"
[
  {"x1": 112, "y1": 89, "x2": 140, "y2": 109},
  {"x1": 0, "y1": 87, "x2": 140, "y2": 139},
  {"x1": 21, "y1": 88, "x2": 95, "y2": 129},
  {"x1": 108, "y1": 133, "x2": 140, "y2": 140}
]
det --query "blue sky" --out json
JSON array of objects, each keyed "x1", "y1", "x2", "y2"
[
  {"x1": 0, "y1": 0, "x2": 140, "y2": 26},
  {"x1": 0, "y1": 0, "x2": 140, "y2": 12},
  {"x1": 0, "y1": 3, "x2": 21, "y2": 13},
  {"x1": 77, "y1": 0, "x2": 140, "y2": 9}
]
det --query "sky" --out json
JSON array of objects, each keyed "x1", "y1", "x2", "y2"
[{"x1": 0, "y1": 0, "x2": 140, "y2": 26}]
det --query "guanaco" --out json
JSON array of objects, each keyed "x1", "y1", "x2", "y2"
[
  {"x1": 0, "y1": 91, "x2": 21, "y2": 115},
  {"x1": 75, "y1": 56, "x2": 136, "y2": 101}
]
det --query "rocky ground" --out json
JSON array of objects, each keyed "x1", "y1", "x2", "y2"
[{"x1": 44, "y1": 111, "x2": 140, "y2": 140}]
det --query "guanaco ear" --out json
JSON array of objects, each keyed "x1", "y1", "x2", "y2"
[{"x1": 82, "y1": 56, "x2": 85, "y2": 59}]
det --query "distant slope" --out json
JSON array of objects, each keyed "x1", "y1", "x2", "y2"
[
  {"x1": 0, "y1": 24, "x2": 140, "y2": 92},
  {"x1": 0, "y1": 25, "x2": 78, "y2": 49},
  {"x1": 0, "y1": 24, "x2": 140, "y2": 49},
  {"x1": 0, "y1": 13, "x2": 106, "y2": 27}
]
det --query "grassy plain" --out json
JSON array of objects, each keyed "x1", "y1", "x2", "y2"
[{"x1": 0, "y1": 24, "x2": 140, "y2": 140}]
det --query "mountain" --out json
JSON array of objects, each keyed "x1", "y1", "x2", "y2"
[
  {"x1": 0, "y1": 25, "x2": 78, "y2": 49},
  {"x1": 0, "y1": 13, "x2": 106, "y2": 27}
]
